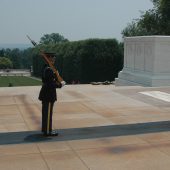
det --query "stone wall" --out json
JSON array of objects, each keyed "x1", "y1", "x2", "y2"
[
  {"x1": 0, "y1": 69, "x2": 31, "y2": 76},
  {"x1": 115, "y1": 36, "x2": 170, "y2": 87}
]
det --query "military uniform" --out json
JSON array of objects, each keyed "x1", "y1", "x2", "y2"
[{"x1": 39, "y1": 64, "x2": 61, "y2": 136}]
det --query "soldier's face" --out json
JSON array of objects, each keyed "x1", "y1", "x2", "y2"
[{"x1": 49, "y1": 57, "x2": 55, "y2": 64}]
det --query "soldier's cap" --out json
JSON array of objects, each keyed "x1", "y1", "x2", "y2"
[{"x1": 44, "y1": 52, "x2": 56, "y2": 58}]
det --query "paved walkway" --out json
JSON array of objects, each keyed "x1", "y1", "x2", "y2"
[{"x1": 0, "y1": 85, "x2": 170, "y2": 169}]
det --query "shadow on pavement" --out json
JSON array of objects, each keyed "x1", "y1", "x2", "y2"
[{"x1": 0, "y1": 121, "x2": 170, "y2": 145}]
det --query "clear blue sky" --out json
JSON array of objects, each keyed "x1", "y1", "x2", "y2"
[{"x1": 0, "y1": 0, "x2": 153, "y2": 44}]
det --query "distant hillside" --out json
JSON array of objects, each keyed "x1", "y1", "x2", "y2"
[{"x1": 0, "y1": 43, "x2": 31, "y2": 50}]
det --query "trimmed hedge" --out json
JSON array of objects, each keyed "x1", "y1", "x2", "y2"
[{"x1": 32, "y1": 39, "x2": 123, "y2": 84}]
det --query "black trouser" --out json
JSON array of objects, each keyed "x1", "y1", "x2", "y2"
[{"x1": 42, "y1": 101, "x2": 54, "y2": 134}]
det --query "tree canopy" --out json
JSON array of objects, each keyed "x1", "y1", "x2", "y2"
[
  {"x1": 0, "y1": 33, "x2": 124, "y2": 84},
  {"x1": 32, "y1": 39, "x2": 123, "y2": 84},
  {"x1": 40, "y1": 33, "x2": 69, "y2": 45},
  {"x1": 0, "y1": 57, "x2": 13, "y2": 69},
  {"x1": 122, "y1": 0, "x2": 170, "y2": 37}
]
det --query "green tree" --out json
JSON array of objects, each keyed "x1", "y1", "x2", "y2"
[
  {"x1": 122, "y1": 0, "x2": 170, "y2": 37},
  {"x1": 0, "y1": 49, "x2": 5, "y2": 57},
  {"x1": 9, "y1": 48, "x2": 21, "y2": 69},
  {"x1": 40, "y1": 33, "x2": 69, "y2": 45},
  {"x1": 32, "y1": 39, "x2": 123, "y2": 83},
  {"x1": 80, "y1": 39, "x2": 122, "y2": 83},
  {"x1": 0, "y1": 57, "x2": 13, "y2": 69},
  {"x1": 20, "y1": 48, "x2": 33, "y2": 69},
  {"x1": 158, "y1": 0, "x2": 170, "y2": 34}
]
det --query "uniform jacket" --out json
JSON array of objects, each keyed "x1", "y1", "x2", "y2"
[{"x1": 38, "y1": 65, "x2": 61, "y2": 102}]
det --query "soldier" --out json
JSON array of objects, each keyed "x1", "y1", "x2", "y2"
[{"x1": 38, "y1": 52, "x2": 62, "y2": 136}]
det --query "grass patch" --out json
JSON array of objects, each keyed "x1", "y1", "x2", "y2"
[{"x1": 0, "y1": 76, "x2": 42, "y2": 87}]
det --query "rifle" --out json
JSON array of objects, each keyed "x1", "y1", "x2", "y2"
[{"x1": 27, "y1": 35, "x2": 65, "y2": 86}]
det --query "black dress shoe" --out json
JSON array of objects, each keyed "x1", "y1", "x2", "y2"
[
  {"x1": 43, "y1": 131, "x2": 58, "y2": 137},
  {"x1": 49, "y1": 130, "x2": 59, "y2": 136}
]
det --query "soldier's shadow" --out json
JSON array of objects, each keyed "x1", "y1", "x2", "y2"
[
  {"x1": 24, "y1": 133, "x2": 52, "y2": 142},
  {"x1": 0, "y1": 120, "x2": 170, "y2": 145}
]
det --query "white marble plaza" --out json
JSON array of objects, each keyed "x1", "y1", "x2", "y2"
[{"x1": 0, "y1": 85, "x2": 170, "y2": 169}]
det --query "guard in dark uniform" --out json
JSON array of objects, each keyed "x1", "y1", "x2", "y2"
[{"x1": 38, "y1": 52, "x2": 62, "y2": 136}]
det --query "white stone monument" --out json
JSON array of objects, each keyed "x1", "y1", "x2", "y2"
[{"x1": 115, "y1": 36, "x2": 170, "y2": 86}]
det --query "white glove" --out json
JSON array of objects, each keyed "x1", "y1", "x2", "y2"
[{"x1": 61, "y1": 81, "x2": 66, "y2": 87}]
